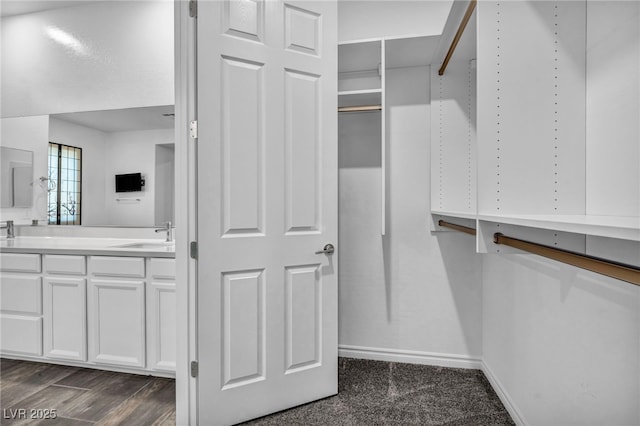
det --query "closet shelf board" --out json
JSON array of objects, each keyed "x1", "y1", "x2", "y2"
[
  {"x1": 338, "y1": 88, "x2": 382, "y2": 96},
  {"x1": 431, "y1": 210, "x2": 477, "y2": 221},
  {"x1": 478, "y1": 214, "x2": 640, "y2": 242}
]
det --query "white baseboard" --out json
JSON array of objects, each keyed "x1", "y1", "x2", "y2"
[
  {"x1": 338, "y1": 345, "x2": 482, "y2": 370},
  {"x1": 481, "y1": 361, "x2": 526, "y2": 426}
]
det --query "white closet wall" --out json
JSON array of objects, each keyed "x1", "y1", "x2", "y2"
[
  {"x1": 586, "y1": 2, "x2": 640, "y2": 217},
  {"x1": 339, "y1": 65, "x2": 483, "y2": 364},
  {"x1": 430, "y1": 59, "x2": 476, "y2": 216},
  {"x1": 477, "y1": 1, "x2": 586, "y2": 217},
  {"x1": 338, "y1": 1, "x2": 453, "y2": 42},
  {"x1": 475, "y1": 2, "x2": 640, "y2": 425},
  {"x1": 337, "y1": 0, "x2": 484, "y2": 365}
]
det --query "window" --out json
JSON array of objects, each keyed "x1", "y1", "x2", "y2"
[{"x1": 48, "y1": 143, "x2": 82, "y2": 225}]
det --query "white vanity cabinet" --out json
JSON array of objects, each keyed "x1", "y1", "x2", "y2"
[
  {"x1": 43, "y1": 255, "x2": 87, "y2": 361},
  {"x1": 0, "y1": 249, "x2": 176, "y2": 377},
  {"x1": 146, "y1": 258, "x2": 176, "y2": 371},
  {"x1": 88, "y1": 256, "x2": 146, "y2": 368},
  {"x1": 0, "y1": 253, "x2": 43, "y2": 357}
]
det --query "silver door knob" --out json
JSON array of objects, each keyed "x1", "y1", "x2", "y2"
[{"x1": 315, "y1": 243, "x2": 335, "y2": 255}]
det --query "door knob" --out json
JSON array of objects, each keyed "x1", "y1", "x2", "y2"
[{"x1": 315, "y1": 243, "x2": 335, "y2": 255}]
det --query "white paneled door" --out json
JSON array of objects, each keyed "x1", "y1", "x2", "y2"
[{"x1": 196, "y1": 1, "x2": 338, "y2": 424}]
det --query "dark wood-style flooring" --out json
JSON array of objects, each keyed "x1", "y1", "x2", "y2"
[{"x1": 0, "y1": 359, "x2": 175, "y2": 425}]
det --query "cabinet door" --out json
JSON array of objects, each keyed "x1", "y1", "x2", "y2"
[
  {"x1": 88, "y1": 279, "x2": 145, "y2": 368},
  {"x1": 147, "y1": 281, "x2": 176, "y2": 371},
  {"x1": 0, "y1": 314, "x2": 42, "y2": 356},
  {"x1": 43, "y1": 277, "x2": 87, "y2": 361}
]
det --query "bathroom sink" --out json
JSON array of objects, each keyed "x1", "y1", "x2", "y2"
[{"x1": 115, "y1": 242, "x2": 175, "y2": 249}]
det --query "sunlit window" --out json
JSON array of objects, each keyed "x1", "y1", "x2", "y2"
[{"x1": 48, "y1": 143, "x2": 82, "y2": 225}]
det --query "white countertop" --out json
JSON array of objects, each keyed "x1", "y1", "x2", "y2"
[{"x1": 0, "y1": 236, "x2": 175, "y2": 258}]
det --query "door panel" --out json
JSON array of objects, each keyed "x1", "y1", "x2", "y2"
[
  {"x1": 221, "y1": 269, "x2": 265, "y2": 389},
  {"x1": 196, "y1": 0, "x2": 337, "y2": 424},
  {"x1": 224, "y1": 0, "x2": 264, "y2": 42},
  {"x1": 285, "y1": 70, "x2": 321, "y2": 233},
  {"x1": 221, "y1": 57, "x2": 265, "y2": 235},
  {"x1": 284, "y1": 4, "x2": 321, "y2": 55},
  {"x1": 285, "y1": 264, "x2": 321, "y2": 372}
]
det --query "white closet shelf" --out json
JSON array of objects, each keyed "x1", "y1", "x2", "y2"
[
  {"x1": 338, "y1": 88, "x2": 382, "y2": 96},
  {"x1": 431, "y1": 210, "x2": 477, "y2": 220},
  {"x1": 478, "y1": 214, "x2": 640, "y2": 242}
]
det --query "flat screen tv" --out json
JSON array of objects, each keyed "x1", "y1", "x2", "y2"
[{"x1": 115, "y1": 173, "x2": 144, "y2": 192}]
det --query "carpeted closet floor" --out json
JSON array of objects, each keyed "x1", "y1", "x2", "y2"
[{"x1": 244, "y1": 358, "x2": 514, "y2": 425}]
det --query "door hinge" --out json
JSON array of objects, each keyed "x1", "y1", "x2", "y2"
[
  {"x1": 190, "y1": 241, "x2": 198, "y2": 260},
  {"x1": 189, "y1": 0, "x2": 197, "y2": 18},
  {"x1": 189, "y1": 120, "x2": 198, "y2": 139},
  {"x1": 190, "y1": 360, "x2": 198, "y2": 377}
]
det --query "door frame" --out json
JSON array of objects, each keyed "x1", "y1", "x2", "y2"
[{"x1": 174, "y1": 0, "x2": 197, "y2": 424}]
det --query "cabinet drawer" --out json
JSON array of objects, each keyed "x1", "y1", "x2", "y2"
[
  {"x1": 89, "y1": 256, "x2": 145, "y2": 278},
  {"x1": 149, "y1": 258, "x2": 176, "y2": 280},
  {"x1": 44, "y1": 255, "x2": 86, "y2": 275},
  {"x1": 0, "y1": 314, "x2": 42, "y2": 356},
  {"x1": 0, "y1": 253, "x2": 41, "y2": 273},
  {"x1": 0, "y1": 275, "x2": 42, "y2": 314}
]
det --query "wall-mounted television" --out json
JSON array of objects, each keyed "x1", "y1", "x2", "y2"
[{"x1": 115, "y1": 172, "x2": 145, "y2": 192}]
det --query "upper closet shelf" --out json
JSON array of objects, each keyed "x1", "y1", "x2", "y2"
[
  {"x1": 431, "y1": 210, "x2": 477, "y2": 221},
  {"x1": 338, "y1": 88, "x2": 382, "y2": 96},
  {"x1": 338, "y1": 40, "x2": 382, "y2": 93},
  {"x1": 478, "y1": 214, "x2": 640, "y2": 242}
]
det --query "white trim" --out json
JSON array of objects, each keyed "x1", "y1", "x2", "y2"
[
  {"x1": 174, "y1": 0, "x2": 197, "y2": 424},
  {"x1": 338, "y1": 345, "x2": 482, "y2": 370},
  {"x1": 481, "y1": 361, "x2": 527, "y2": 426}
]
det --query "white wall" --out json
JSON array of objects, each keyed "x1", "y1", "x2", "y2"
[
  {"x1": 155, "y1": 144, "x2": 175, "y2": 225},
  {"x1": 103, "y1": 129, "x2": 174, "y2": 226},
  {"x1": 49, "y1": 118, "x2": 108, "y2": 225},
  {"x1": 1, "y1": 1, "x2": 174, "y2": 118},
  {"x1": 338, "y1": 65, "x2": 483, "y2": 366},
  {"x1": 483, "y1": 254, "x2": 640, "y2": 425},
  {"x1": 338, "y1": 0, "x2": 453, "y2": 42},
  {"x1": 478, "y1": 2, "x2": 640, "y2": 425},
  {"x1": 0, "y1": 116, "x2": 49, "y2": 224}
]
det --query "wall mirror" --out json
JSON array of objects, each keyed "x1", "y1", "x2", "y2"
[
  {"x1": 0, "y1": 147, "x2": 34, "y2": 208},
  {"x1": 47, "y1": 105, "x2": 175, "y2": 227},
  {"x1": 0, "y1": 0, "x2": 174, "y2": 227}
]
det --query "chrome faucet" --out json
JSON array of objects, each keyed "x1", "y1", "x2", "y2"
[
  {"x1": 1, "y1": 220, "x2": 15, "y2": 239},
  {"x1": 155, "y1": 221, "x2": 173, "y2": 242}
]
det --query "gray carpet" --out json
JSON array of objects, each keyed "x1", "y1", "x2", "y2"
[{"x1": 243, "y1": 358, "x2": 514, "y2": 425}]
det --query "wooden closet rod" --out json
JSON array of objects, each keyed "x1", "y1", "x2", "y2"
[
  {"x1": 438, "y1": 0, "x2": 477, "y2": 76},
  {"x1": 494, "y1": 233, "x2": 640, "y2": 286},
  {"x1": 438, "y1": 220, "x2": 477, "y2": 236},
  {"x1": 338, "y1": 105, "x2": 382, "y2": 113}
]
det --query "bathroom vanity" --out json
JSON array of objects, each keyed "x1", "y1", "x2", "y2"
[{"x1": 0, "y1": 237, "x2": 176, "y2": 377}]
